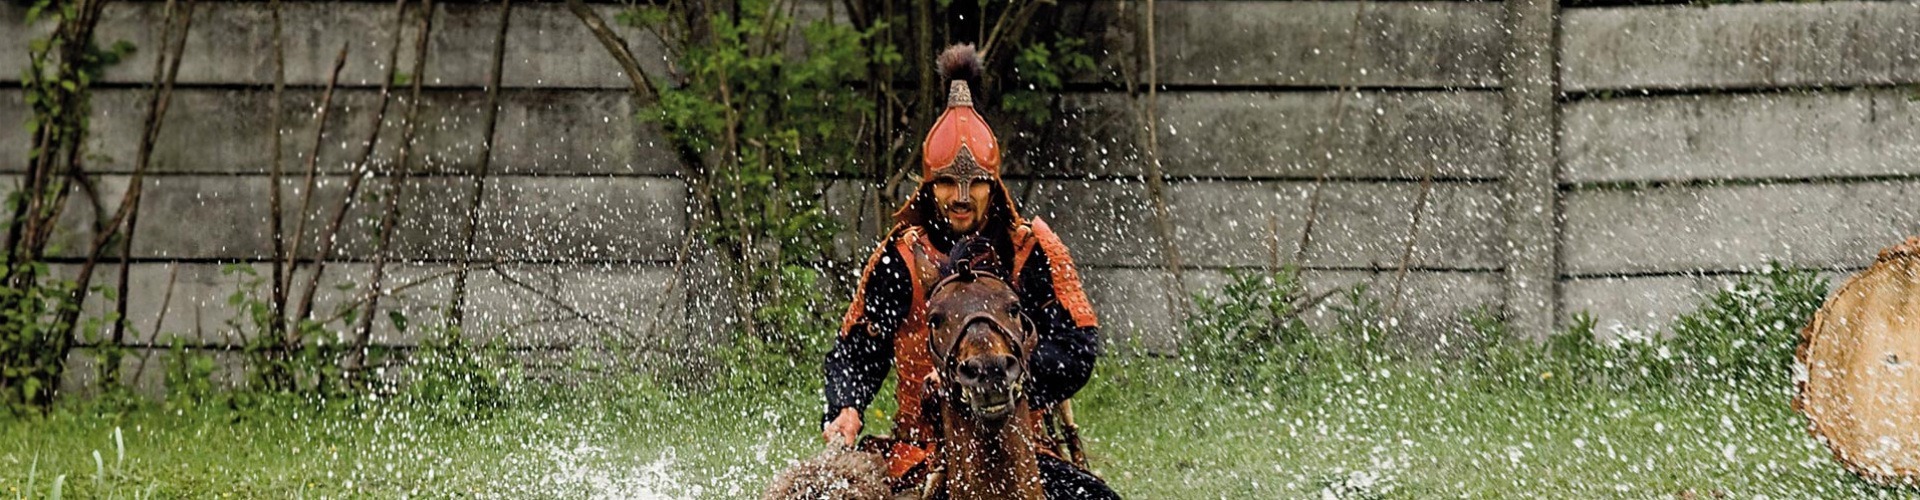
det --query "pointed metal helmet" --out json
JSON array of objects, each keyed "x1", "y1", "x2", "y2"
[{"x1": 895, "y1": 44, "x2": 1024, "y2": 227}]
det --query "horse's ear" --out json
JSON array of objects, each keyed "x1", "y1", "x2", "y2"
[
  {"x1": 935, "y1": 254, "x2": 977, "y2": 282},
  {"x1": 946, "y1": 234, "x2": 1003, "y2": 278},
  {"x1": 937, "y1": 263, "x2": 975, "y2": 283}
]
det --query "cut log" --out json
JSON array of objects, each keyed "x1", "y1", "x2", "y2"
[{"x1": 1795, "y1": 236, "x2": 1920, "y2": 485}]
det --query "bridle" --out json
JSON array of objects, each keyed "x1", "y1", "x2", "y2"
[{"x1": 925, "y1": 268, "x2": 1033, "y2": 393}]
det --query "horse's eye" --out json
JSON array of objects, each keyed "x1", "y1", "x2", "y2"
[
  {"x1": 1005, "y1": 303, "x2": 1021, "y2": 316},
  {"x1": 929, "y1": 314, "x2": 945, "y2": 329}
]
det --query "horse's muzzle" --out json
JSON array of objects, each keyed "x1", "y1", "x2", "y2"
[
  {"x1": 960, "y1": 383, "x2": 1019, "y2": 422},
  {"x1": 953, "y1": 320, "x2": 1025, "y2": 422}
]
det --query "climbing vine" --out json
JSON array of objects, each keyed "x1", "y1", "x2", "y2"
[
  {"x1": 622, "y1": 0, "x2": 885, "y2": 381},
  {"x1": 3, "y1": 0, "x2": 133, "y2": 411}
]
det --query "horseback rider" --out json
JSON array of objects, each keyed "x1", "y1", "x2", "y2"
[{"x1": 821, "y1": 44, "x2": 1119, "y2": 499}]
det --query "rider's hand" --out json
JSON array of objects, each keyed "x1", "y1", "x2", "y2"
[{"x1": 822, "y1": 407, "x2": 862, "y2": 448}]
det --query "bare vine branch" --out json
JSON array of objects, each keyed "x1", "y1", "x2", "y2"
[
  {"x1": 565, "y1": 0, "x2": 659, "y2": 102},
  {"x1": 284, "y1": 44, "x2": 351, "y2": 334},
  {"x1": 267, "y1": 0, "x2": 290, "y2": 343},
  {"x1": 1382, "y1": 45, "x2": 1450, "y2": 337},
  {"x1": 453, "y1": 0, "x2": 514, "y2": 329},
  {"x1": 353, "y1": 0, "x2": 439, "y2": 376},
  {"x1": 295, "y1": 0, "x2": 412, "y2": 324},
  {"x1": 102, "y1": 0, "x2": 188, "y2": 385},
  {"x1": 1290, "y1": 0, "x2": 1372, "y2": 268},
  {"x1": 60, "y1": 0, "x2": 195, "y2": 343},
  {"x1": 1115, "y1": 0, "x2": 1191, "y2": 329}
]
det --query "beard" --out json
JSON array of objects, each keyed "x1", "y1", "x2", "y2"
[{"x1": 941, "y1": 202, "x2": 985, "y2": 233}]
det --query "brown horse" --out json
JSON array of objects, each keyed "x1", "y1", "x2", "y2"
[
  {"x1": 765, "y1": 239, "x2": 1042, "y2": 500},
  {"x1": 919, "y1": 244, "x2": 1044, "y2": 500}
]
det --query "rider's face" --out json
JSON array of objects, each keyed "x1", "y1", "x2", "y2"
[{"x1": 931, "y1": 175, "x2": 993, "y2": 233}]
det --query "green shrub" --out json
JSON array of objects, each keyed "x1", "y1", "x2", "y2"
[
  {"x1": 1499, "y1": 265, "x2": 1821, "y2": 391},
  {"x1": 1532, "y1": 313, "x2": 1670, "y2": 389},
  {"x1": 0, "y1": 261, "x2": 74, "y2": 412},
  {"x1": 5, "y1": 0, "x2": 137, "y2": 412},
  {"x1": 1181, "y1": 268, "x2": 1390, "y2": 383},
  {"x1": 161, "y1": 337, "x2": 219, "y2": 409},
  {"x1": 1669, "y1": 264, "x2": 1826, "y2": 391},
  {"x1": 1002, "y1": 36, "x2": 1098, "y2": 125},
  {"x1": 1188, "y1": 263, "x2": 1829, "y2": 394},
  {"x1": 1455, "y1": 306, "x2": 1549, "y2": 386},
  {"x1": 707, "y1": 265, "x2": 841, "y2": 391},
  {"x1": 634, "y1": 0, "x2": 869, "y2": 383},
  {"x1": 393, "y1": 318, "x2": 518, "y2": 422},
  {"x1": 1328, "y1": 284, "x2": 1389, "y2": 367},
  {"x1": 1181, "y1": 268, "x2": 1314, "y2": 382},
  {"x1": 218, "y1": 264, "x2": 351, "y2": 396}
]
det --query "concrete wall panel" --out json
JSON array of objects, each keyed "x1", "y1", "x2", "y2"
[
  {"x1": 0, "y1": 90, "x2": 24, "y2": 172},
  {"x1": 1165, "y1": 181, "x2": 1506, "y2": 270},
  {"x1": 1042, "y1": 91, "x2": 1506, "y2": 179},
  {"x1": 1081, "y1": 1, "x2": 1507, "y2": 88},
  {"x1": 476, "y1": 176, "x2": 687, "y2": 262},
  {"x1": 1564, "y1": 3, "x2": 1920, "y2": 92},
  {"x1": 1561, "y1": 274, "x2": 1718, "y2": 341},
  {"x1": 490, "y1": 90, "x2": 678, "y2": 176},
  {"x1": 461, "y1": 263, "x2": 680, "y2": 349},
  {"x1": 0, "y1": 3, "x2": 669, "y2": 88},
  {"x1": 1564, "y1": 183, "x2": 1920, "y2": 275},
  {"x1": 823, "y1": 179, "x2": 1507, "y2": 271},
  {"x1": 82, "y1": 88, "x2": 489, "y2": 175},
  {"x1": 41, "y1": 175, "x2": 685, "y2": 262},
  {"x1": 489, "y1": 3, "x2": 672, "y2": 89},
  {"x1": 1564, "y1": 90, "x2": 1920, "y2": 183},
  {"x1": 1086, "y1": 268, "x2": 1504, "y2": 354},
  {"x1": 819, "y1": 178, "x2": 910, "y2": 263},
  {"x1": 46, "y1": 175, "x2": 473, "y2": 260},
  {"x1": 48, "y1": 88, "x2": 672, "y2": 176},
  {"x1": 0, "y1": 5, "x2": 49, "y2": 85}
]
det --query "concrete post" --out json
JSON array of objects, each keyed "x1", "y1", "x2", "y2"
[{"x1": 1502, "y1": 0, "x2": 1561, "y2": 338}]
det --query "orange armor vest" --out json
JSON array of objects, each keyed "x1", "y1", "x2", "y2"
[{"x1": 838, "y1": 218, "x2": 1098, "y2": 479}]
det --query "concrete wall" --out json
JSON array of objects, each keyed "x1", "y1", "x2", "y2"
[
  {"x1": 3, "y1": 1, "x2": 686, "y2": 392},
  {"x1": 1011, "y1": 0, "x2": 1920, "y2": 348},
  {"x1": 7, "y1": 0, "x2": 1920, "y2": 389},
  {"x1": 1557, "y1": 2, "x2": 1920, "y2": 338}
]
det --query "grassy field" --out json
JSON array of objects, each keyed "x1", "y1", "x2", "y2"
[{"x1": 1, "y1": 355, "x2": 1910, "y2": 499}]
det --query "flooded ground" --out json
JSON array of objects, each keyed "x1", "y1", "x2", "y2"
[{"x1": 2, "y1": 356, "x2": 1900, "y2": 499}]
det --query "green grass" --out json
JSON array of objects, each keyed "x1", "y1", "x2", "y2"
[
  {"x1": 1078, "y1": 359, "x2": 1888, "y2": 498},
  {"x1": 2, "y1": 356, "x2": 1913, "y2": 499}
]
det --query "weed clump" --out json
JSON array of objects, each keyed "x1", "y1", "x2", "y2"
[{"x1": 1180, "y1": 264, "x2": 1829, "y2": 393}]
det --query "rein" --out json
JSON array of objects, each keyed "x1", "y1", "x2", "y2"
[{"x1": 924, "y1": 271, "x2": 1031, "y2": 377}]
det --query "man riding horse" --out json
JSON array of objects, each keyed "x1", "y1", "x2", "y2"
[{"x1": 821, "y1": 44, "x2": 1119, "y2": 499}]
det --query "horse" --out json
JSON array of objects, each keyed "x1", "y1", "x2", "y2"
[
  {"x1": 766, "y1": 236, "x2": 1044, "y2": 500},
  {"x1": 918, "y1": 241, "x2": 1046, "y2": 500}
]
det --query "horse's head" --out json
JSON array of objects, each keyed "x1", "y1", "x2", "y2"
[{"x1": 926, "y1": 237, "x2": 1036, "y2": 424}]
